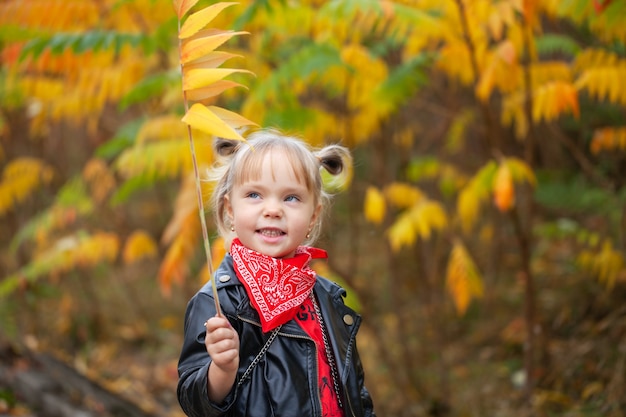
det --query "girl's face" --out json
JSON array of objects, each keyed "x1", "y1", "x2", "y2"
[{"x1": 224, "y1": 150, "x2": 321, "y2": 259}]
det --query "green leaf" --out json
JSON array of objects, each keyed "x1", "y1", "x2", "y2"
[
  {"x1": 536, "y1": 34, "x2": 581, "y2": 57},
  {"x1": 95, "y1": 119, "x2": 144, "y2": 159},
  {"x1": 256, "y1": 41, "x2": 343, "y2": 100},
  {"x1": 374, "y1": 53, "x2": 432, "y2": 112},
  {"x1": 109, "y1": 175, "x2": 158, "y2": 206},
  {"x1": 119, "y1": 70, "x2": 180, "y2": 110}
]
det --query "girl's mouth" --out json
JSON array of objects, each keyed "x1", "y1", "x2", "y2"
[{"x1": 257, "y1": 228, "x2": 285, "y2": 237}]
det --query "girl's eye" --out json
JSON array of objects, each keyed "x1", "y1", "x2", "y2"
[
  {"x1": 285, "y1": 195, "x2": 300, "y2": 202},
  {"x1": 247, "y1": 192, "x2": 260, "y2": 199}
]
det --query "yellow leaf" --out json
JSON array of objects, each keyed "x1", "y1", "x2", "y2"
[
  {"x1": 174, "y1": 0, "x2": 200, "y2": 19},
  {"x1": 505, "y1": 157, "x2": 537, "y2": 186},
  {"x1": 445, "y1": 240, "x2": 483, "y2": 315},
  {"x1": 210, "y1": 237, "x2": 226, "y2": 276},
  {"x1": 493, "y1": 162, "x2": 515, "y2": 212},
  {"x1": 581, "y1": 382, "x2": 604, "y2": 400},
  {"x1": 181, "y1": 29, "x2": 248, "y2": 65},
  {"x1": 408, "y1": 200, "x2": 448, "y2": 240},
  {"x1": 122, "y1": 230, "x2": 158, "y2": 264},
  {"x1": 158, "y1": 211, "x2": 199, "y2": 296},
  {"x1": 383, "y1": 182, "x2": 424, "y2": 208},
  {"x1": 476, "y1": 57, "x2": 495, "y2": 102},
  {"x1": 458, "y1": 187, "x2": 481, "y2": 234},
  {"x1": 364, "y1": 186, "x2": 386, "y2": 225},
  {"x1": 183, "y1": 68, "x2": 252, "y2": 91},
  {"x1": 136, "y1": 115, "x2": 189, "y2": 144},
  {"x1": 532, "y1": 81, "x2": 580, "y2": 122},
  {"x1": 181, "y1": 103, "x2": 245, "y2": 140},
  {"x1": 207, "y1": 105, "x2": 258, "y2": 130},
  {"x1": 0, "y1": 157, "x2": 55, "y2": 216},
  {"x1": 179, "y1": 2, "x2": 238, "y2": 39},
  {"x1": 387, "y1": 213, "x2": 415, "y2": 252}
]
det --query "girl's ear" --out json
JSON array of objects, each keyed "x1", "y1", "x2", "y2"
[
  {"x1": 309, "y1": 203, "x2": 322, "y2": 230},
  {"x1": 224, "y1": 194, "x2": 234, "y2": 223}
]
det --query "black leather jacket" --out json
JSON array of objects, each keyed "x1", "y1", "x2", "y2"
[{"x1": 177, "y1": 254, "x2": 375, "y2": 417}]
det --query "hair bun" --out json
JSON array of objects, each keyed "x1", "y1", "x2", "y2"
[{"x1": 214, "y1": 137, "x2": 241, "y2": 157}]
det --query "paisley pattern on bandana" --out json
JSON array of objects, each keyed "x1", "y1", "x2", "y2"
[{"x1": 230, "y1": 238, "x2": 327, "y2": 332}]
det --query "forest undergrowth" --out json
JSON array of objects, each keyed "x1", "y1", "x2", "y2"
[{"x1": 2, "y1": 231, "x2": 625, "y2": 417}]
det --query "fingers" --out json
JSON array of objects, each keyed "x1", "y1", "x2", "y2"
[{"x1": 204, "y1": 316, "x2": 240, "y2": 370}]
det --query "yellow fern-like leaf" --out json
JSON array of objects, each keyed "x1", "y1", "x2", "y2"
[
  {"x1": 74, "y1": 231, "x2": 119, "y2": 267},
  {"x1": 0, "y1": 1, "x2": 99, "y2": 31},
  {"x1": 531, "y1": 61, "x2": 573, "y2": 86},
  {"x1": 457, "y1": 161, "x2": 497, "y2": 233},
  {"x1": 437, "y1": 41, "x2": 475, "y2": 86},
  {"x1": 0, "y1": 157, "x2": 54, "y2": 216},
  {"x1": 577, "y1": 240, "x2": 625, "y2": 289},
  {"x1": 387, "y1": 198, "x2": 448, "y2": 251},
  {"x1": 45, "y1": 232, "x2": 118, "y2": 272},
  {"x1": 122, "y1": 230, "x2": 158, "y2": 264},
  {"x1": 181, "y1": 104, "x2": 247, "y2": 140},
  {"x1": 408, "y1": 200, "x2": 448, "y2": 240},
  {"x1": 198, "y1": 236, "x2": 227, "y2": 284},
  {"x1": 590, "y1": 127, "x2": 626, "y2": 154},
  {"x1": 573, "y1": 48, "x2": 626, "y2": 105},
  {"x1": 384, "y1": 182, "x2": 425, "y2": 209},
  {"x1": 0, "y1": 231, "x2": 119, "y2": 297},
  {"x1": 137, "y1": 115, "x2": 190, "y2": 144},
  {"x1": 501, "y1": 91, "x2": 529, "y2": 139},
  {"x1": 476, "y1": 39, "x2": 519, "y2": 102},
  {"x1": 181, "y1": 29, "x2": 248, "y2": 66},
  {"x1": 158, "y1": 211, "x2": 200, "y2": 296},
  {"x1": 532, "y1": 81, "x2": 580, "y2": 123},
  {"x1": 178, "y1": 2, "x2": 238, "y2": 39},
  {"x1": 115, "y1": 139, "x2": 213, "y2": 179},
  {"x1": 505, "y1": 157, "x2": 537, "y2": 186},
  {"x1": 387, "y1": 212, "x2": 416, "y2": 252},
  {"x1": 445, "y1": 239, "x2": 484, "y2": 315},
  {"x1": 364, "y1": 186, "x2": 386, "y2": 225}
]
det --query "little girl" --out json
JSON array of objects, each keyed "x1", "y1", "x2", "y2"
[{"x1": 177, "y1": 129, "x2": 375, "y2": 417}]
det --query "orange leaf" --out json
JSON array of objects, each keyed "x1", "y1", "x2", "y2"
[
  {"x1": 183, "y1": 51, "x2": 242, "y2": 71},
  {"x1": 185, "y1": 80, "x2": 246, "y2": 103},
  {"x1": 493, "y1": 163, "x2": 515, "y2": 212},
  {"x1": 179, "y1": 2, "x2": 238, "y2": 39},
  {"x1": 174, "y1": 0, "x2": 200, "y2": 19}
]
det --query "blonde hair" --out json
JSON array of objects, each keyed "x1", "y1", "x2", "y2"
[{"x1": 210, "y1": 129, "x2": 352, "y2": 245}]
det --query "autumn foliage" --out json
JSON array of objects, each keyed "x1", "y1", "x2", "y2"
[{"x1": 1, "y1": 0, "x2": 626, "y2": 416}]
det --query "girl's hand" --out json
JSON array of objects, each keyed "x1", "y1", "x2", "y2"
[{"x1": 205, "y1": 316, "x2": 240, "y2": 373}]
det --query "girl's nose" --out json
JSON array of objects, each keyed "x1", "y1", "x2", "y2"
[{"x1": 263, "y1": 199, "x2": 283, "y2": 217}]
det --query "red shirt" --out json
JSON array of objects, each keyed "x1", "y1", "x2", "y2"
[{"x1": 295, "y1": 297, "x2": 344, "y2": 417}]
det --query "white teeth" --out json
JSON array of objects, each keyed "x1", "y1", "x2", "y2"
[{"x1": 259, "y1": 229, "x2": 282, "y2": 237}]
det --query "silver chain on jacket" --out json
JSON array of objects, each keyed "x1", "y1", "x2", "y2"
[{"x1": 310, "y1": 293, "x2": 343, "y2": 410}]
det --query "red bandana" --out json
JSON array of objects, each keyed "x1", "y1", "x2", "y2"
[{"x1": 230, "y1": 238, "x2": 328, "y2": 332}]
